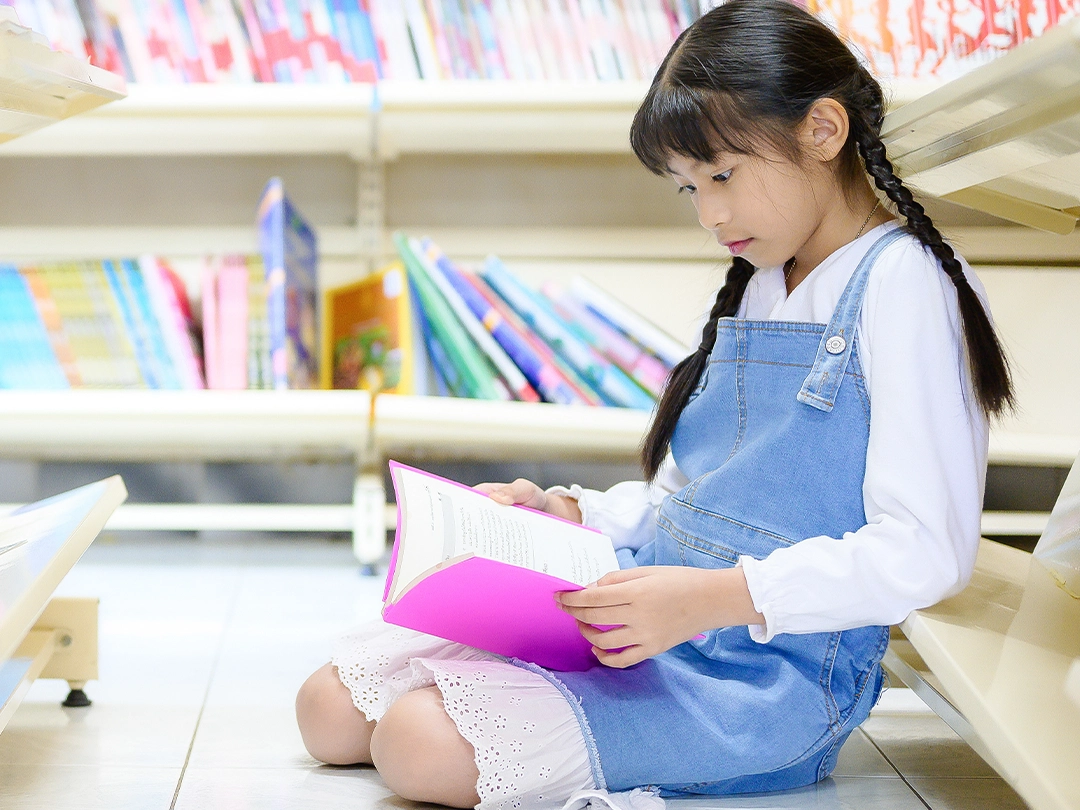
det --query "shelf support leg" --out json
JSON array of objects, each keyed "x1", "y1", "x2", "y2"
[{"x1": 352, "y1": 467, "x2": 385, "y2": 574}]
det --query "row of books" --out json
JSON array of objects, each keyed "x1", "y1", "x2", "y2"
[
  {"x1": 5, "y1": 0, "x2": 707, "y2": 85},
  {"x1": 0, "y1": 177, "x2": 317, "y2": 391},
  {"x1": 323, "y1": 234, "x2": 686, "y2": 409}
]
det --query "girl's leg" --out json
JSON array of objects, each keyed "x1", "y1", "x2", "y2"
[
  {"x1": 370, "y1": 685, "x2": 480, "y2": 809},
  {"x1": 295, "y1": 662, "x2": 376, "y2": 765}
]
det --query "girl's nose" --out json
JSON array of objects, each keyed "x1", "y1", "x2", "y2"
[{"x1": 696, "y1": 194, "x2": 730, "y2": 231}]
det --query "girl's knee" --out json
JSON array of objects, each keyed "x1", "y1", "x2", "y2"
[
  {"x1": 295, "y1": 663, "x2": 374, "y2": 765},
  {"x1": 370, "y1": 687, "x2": 480, "y2": 808}
]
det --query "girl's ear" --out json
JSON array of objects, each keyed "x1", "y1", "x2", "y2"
[{"x1": 801, "y1": 98, "x2": 850, "y2": 163}]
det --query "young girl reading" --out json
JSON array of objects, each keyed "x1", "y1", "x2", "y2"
[{"x1": 296, "y1": 1, "x2": 1012, "y2": 807}]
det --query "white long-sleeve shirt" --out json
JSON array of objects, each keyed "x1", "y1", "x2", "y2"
[{"x1": 553, "y1": 222, "x2": 989, "y2": 642}]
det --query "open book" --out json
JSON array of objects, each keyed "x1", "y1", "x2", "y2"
[{"x1": 383, "y1": 461, "x2": 620, "y2": 671}]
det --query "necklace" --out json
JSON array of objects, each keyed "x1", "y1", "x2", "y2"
[
  {"x1": 855, "y1": 200, "x2": 881, "y2": 240},
  {"x1": 785, "y1": 200, "x2": 881, "y2": 283}
]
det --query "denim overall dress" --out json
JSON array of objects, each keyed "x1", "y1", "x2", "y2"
[{"x1": 541, "y1": 228, "x2": 904, "y2": 796}]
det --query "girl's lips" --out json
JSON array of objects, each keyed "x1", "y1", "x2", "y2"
[{"x1": 724, "y1": 238, "x2": 752, "y2": 256}]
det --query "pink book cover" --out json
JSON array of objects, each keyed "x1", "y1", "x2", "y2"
[
  {"x1": 382, "y1": 461, "x2": 616, "y2": 672},
  {"x1": 216, "y1": 257, "x2": 250, "y2": 390},
  {"x1": 200, "y1": 259, "x2": 220, "y2": 389}
]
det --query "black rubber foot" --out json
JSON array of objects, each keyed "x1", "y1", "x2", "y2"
[
  {"x1": 358, "y1": 563, "x2": 378, "y2": 577},
  {"x1": 62, "y1": 688, "x2": 92, "y2": 708}
]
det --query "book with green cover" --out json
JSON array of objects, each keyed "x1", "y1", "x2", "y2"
[{"x1": 393, "y1": 232, "x2": 504, "y2": 400}]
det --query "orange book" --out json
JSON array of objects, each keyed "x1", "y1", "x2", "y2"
[{"x1": 321, "y1": 261, "x2": 429, "y2": 394}]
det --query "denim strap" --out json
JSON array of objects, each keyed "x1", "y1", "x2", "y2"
[{"x1": 797, "y1": 227, "x2": 907, "y2": 412}]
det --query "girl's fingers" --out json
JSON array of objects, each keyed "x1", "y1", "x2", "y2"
[
  {"x1": 473, "y1": 479, "x2": 543, "y2": 506},
  {"x1": 560, "y1": 603, "x2": 628, "y2": 625},
  {"x1": 593, "y1": 644, "x2": 647, "y2": 669},
  {"x1": 576, "y1": 622, "x2": 632, "y2": 650}
]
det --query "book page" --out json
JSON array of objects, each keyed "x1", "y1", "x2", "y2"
[{"x1": 390, "y1": 465, "x2": 618, "y2": 602}]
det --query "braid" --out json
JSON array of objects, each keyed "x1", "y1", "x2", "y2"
[
  {"x1": 852, "y1": 113, "x2": 1014, "y2": 416},
  {"x1": 642, "y1": 256, "x2": 755, "y2": 480}
]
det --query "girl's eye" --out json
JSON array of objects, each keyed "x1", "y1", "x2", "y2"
[
  {"x1": 678, "y1": 185, "x2": 696, "y2": 195},
  {"x1": 712, "y1": 170, "x2": 732, "y2": 183}
]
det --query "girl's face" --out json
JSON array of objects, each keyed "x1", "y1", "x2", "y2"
[{"x1": 666, "y1": 148, "x2": 836, "y2": 271}]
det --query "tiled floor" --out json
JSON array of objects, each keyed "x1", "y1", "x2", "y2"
[{"x1": 1, "y1": 535, "x2": 1030, "y2": 810}]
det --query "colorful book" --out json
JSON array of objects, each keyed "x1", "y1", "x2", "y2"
[
  {"x1": 393, "y1": 232, "x2": 503, "y2": 400},
  {"x1": 257, "y1": 177, "x2": 319, "y2": 389},
  {"x1": 22, "y1": 267, "x2": 82, "y2": 387},
  {"x1": 200, "y1": 258, "x2": 221, "y2": 388},
  {"x1": 244, "y1": 254, "x2": 272, "y2": 389},
  {"x1": 416, "y1": 238, "x2": 539, "y2": 402},
  {"x1": 0, "y1": 265, "x2": 68, "y2": 390},
  {"x1": 480, "y1": 257, "x2": 653, "y2": 409},
  {"x1": 566, "y1": 274, "x2": 689, "y2": 368},
  {"x1": 383, "y1": 461, "x2": 619, "y2": 671},
  {"x1": 321, "y1": 260, "x2": 430, "y2": 394},
  {"x1": 138, "y1": 255, "x2": 205, "y2": 389},
  {"x1": 119, "y1": 258, "x2": 183, "y2": 389},
  {"x1": 457, "y1": 268, "x2": 599, "y2": 405},
  {"x1": 101, "y1": 258, "x2": 164, "y2": 388},
  {"x1": 541, "y1": 280, "x2": 668, "y2": 398}
]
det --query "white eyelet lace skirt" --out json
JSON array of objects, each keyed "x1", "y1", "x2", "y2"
[{"x1": 331, "y1": 620, "x2": 596, "y2": 810}]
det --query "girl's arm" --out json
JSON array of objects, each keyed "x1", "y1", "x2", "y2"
[{"x1": 739, "y1": 241, "x2": 989, "y2": 642}]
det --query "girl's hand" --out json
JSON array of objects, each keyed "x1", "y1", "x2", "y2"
[
  {"x1": 473, "y1": 479, "x2": 582, "y2": 524},
  {"x1": 556, "y1": 566, "x2": 764, "y2": 668}
]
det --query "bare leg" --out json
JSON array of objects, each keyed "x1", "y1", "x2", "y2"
[
  {"x1": 370, "y1": 685, "x2": 481, "y2": 808},
  {"x1": 296, "y1": 663, "x2": 376, "y2": 765}
]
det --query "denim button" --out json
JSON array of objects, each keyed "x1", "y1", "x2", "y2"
[{"x1": 825, "y1": 336, "x2": 846, "y2": 354}]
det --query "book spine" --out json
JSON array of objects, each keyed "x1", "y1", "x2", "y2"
[
  {"x1": 201, "y1": 258, "x2": 221, "y2": 388},
  {"x1": 567, "y1": 275, "x2": 689, "y2": 367},
  {"x1": 481, "y1": 257, "x2": 653, "y2": 409},
  {"x1": 22, "y1": 267, "x2": 83, "y2": 387},
  {"x1": 422, "y1": 0, "x2": 454, "y2": 78},
  {"x1": 101, "y1": 258, "x2": 160, "y2": 388},
  {"x1": 138, "y1": 256, "x2": 205, "y2": 389},
  {"x1": 410, "y1": 275, "x2": 455, "y2": 397},
  {"x1": 0, "y1": 265, "x2": 69, "y2": 390},
  {"x1": 487, "y1": 0, "x2": 528, "y2": 79},
  {"x1": 468, "y1": 0, "x2": 507, "y2": 79},
  {"x1": 120, "y1": 258, "x2": 184, "y2": 389},
  {"x1": 435, "y1": 254, "x2": 595, "y2": 406},
  {"x1": 216, "y1": 256, "x2": 251, "y2": 389},
  {"x1": 208, "y1": 0, "x2": 257, "y2": 81},
  {"x1": 244, "y1": 254, "x2": 272, "y2": 389},
  {"x1": 418, "y1": 238, "x2": 540, "y2": 402},
  {"x1": 541, "y1": 281, "x2": 667, "y2": 398},
  {"x1": 233, "y1": 0, "x2": 276, "y2": 81},
  {"x1": 393, "y1": 233, "x2": 502, "y2": 400},
  {"x1": 369, "y1": 0, "x2": 420, "y2": 79},
  {"x1": 404, "y1": 0, "x2": 442, "y2": 79},
  {"x1": 458, "y1": 269, "x2": 598, "y2": 406},
  {"x1": 505, "y1": 0, "x2": 545, "y2": 80}
]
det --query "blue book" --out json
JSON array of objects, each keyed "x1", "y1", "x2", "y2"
[
  {"x1": 0, "y1": 265, "x2": 68, "y2": 390},
  {"x1": 257, "y1": 178, "x2": 319, "y2": 390},
  {"x1": 120, "y1": 259, "x2": 183, "y2": 389},
  {"x1": 410, "y1": 276, "x2": 451, "y2": 397},
  {"x1": 102, "y1": 259, "x2": 161, "y2": 389}
]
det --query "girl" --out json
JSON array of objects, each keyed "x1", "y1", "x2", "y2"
[{"x1": 296, "y1": 1, "x2": 1012, "y2": 807}]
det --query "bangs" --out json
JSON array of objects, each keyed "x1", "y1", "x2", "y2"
[{"x1": 630, "y1": 82, "x2": 776, "y2": 176}]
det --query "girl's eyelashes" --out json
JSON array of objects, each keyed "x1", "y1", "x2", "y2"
[
  {"x1": 677, "y1": 184, "x2": 697, "y2": 195},
  {"x1": 712, "y1": 169, "x2": 733, "y2": 183}
]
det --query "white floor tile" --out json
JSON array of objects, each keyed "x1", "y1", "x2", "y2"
[
  {"x1": 0, "y1": 703, "x2": 199, "y2": 768},
  {"x1": 666, "y1": 775, "x2": 927, "y2": 808},
  {"x1": 830, "y1": 729, "x2": 897, "y2": 777},
  {"x1": 908, "y1": 777, "x2": 1028, "y2": 810},
  {"x1": 0, "y1": 764, "x2": 181, "y2": 810},
  {"x1": 860, "y1": 713, "x2": 999, "y2": 778},
  {"x1": 186, "y1": 705, "x2": 316, "y2": 770},
  {"x1": 173, "y1": 765, "x2": 398, "y2": 810}
]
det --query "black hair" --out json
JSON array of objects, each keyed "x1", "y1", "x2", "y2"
[{"x1": 632, "y1": 0, "x2": 1013, "y2": 481}]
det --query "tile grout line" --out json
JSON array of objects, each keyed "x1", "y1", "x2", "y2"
[
  {"x1": 861, "y1": 729, "x2": 935, "y2": 810},
  {"x1": 169, "y1": 567, "x2": 246, "y2": 810}
]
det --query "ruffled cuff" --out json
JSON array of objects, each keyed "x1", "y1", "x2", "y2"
[
  {"x1": 739, "y1": 556, "x2": 776, "y2": 644},
  {"x1": 545, "y1": 483, "x2": 588, "y2": 526}
]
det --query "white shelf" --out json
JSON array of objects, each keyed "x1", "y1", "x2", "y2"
[
  {"x1": 0, "y1": 78, "x2": 935, "y2": 159},
  {"x1": 0, "y1": 15, "x2": 125, "y2": 144},
  {"x1": 0, "y1": 83, "x2": 373, "y2": 157},
  {"x1": 881, "y1": 17, "x2": 1080, "y2": 234}
]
